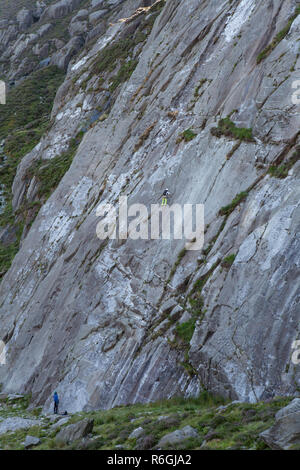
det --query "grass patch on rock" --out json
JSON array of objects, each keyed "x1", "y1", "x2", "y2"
[
  {"x1": 268, "y1": 148, "x2": 300, "y2": 179},
  {"x1": 177, "y1": 129, "x2": 197, "y2": 144},
  {"x1": 0, "y1": 66, "x2": 65, "y2": 278},
  {"x1": 211, "y1": 117, "x2": 254, "y2": 142},
  {"x1": 257, "y1": 7, "x2": 300, "y2": 63},
  {"x1": 219, "y1": 191, "x2": 248, "y2": 216},
  {"x1": 221, "y1": 254, "x2": 236, "y2": 269},
  {"x1": 25, "y1": 131, "x2": 84, "y2": 201}
]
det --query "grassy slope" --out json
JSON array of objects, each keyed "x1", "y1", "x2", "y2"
[
  {"x1": 0, "y1": 393, "x2": 292, "y2": 450},
  {"x1": 0, "y1": 65, "x2": 65, "y2": 276}
]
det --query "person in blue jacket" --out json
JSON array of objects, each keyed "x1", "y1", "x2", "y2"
[{"x1": 53, "y1": 391, "x2": 59, "y2": 414}]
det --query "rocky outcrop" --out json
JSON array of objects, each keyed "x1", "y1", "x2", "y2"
[
  {"x1": 0, "y1": 0, "x2": 151, "y2": 80},
  {"x1": 40, "y1": 0, "x2": 83, "y2": 21},
  {"x1": 0, "y1": 417, "x2": 42, "y2": 435},
  {"x1": 260, "y1": 399, "x2": 300, "y2": 449},
  {"x1": 23, "y1": 435, "x2": 41, "y2": 448},
  {"x1": 55, "y1": 418, "x2": 94, "y2": 444},
  {"x1": 0, "y1": 0, "x2": 299, "y2": 415},
  {"x1": 16, "y1": 8, "x2": 34, "y2": 32},
  {"x1": 157, "y1": 425, "x2": 198, "y2": 448}
]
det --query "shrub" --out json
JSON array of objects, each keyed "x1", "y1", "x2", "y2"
[
  {"x1": 219, "y1": 192, "x2": 248, "y2": 216},
  {"x1": 221, "y1": 254, "x2": 236, "y2": 269},
  {"x1": 109, "y1": 60, "x2": 138, "y2": 92},
  {"x1": 26, "y1": 131, "x2": 84, "y2": 201},
  {"x1": 268, "y1": 148, "x2": 300, "y2": 178},
  {"x1": 211, "y1": 117, "x2": 254, "y2": 142},
  {"x1": 194, "y1": 79, "x2": 207, "y2": 98},
  {"x1": 175, "y1": 318, "x2": 197, "y2": 343},
  {"x1": 183, "y1": 129, "x2": 197, "y2": 142},
  {"x1": 257, "y1": 7, "x2": 300, "y2": 63},
  {"x1": 0, "y1": 66, "x2": 65, "y2": 277}
]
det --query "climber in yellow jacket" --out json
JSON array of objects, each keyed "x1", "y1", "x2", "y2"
[{"x1": 161, "y1": 188, "x2": 171, "y2": 206}]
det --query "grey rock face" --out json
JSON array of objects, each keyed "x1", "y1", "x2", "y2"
[
  {"x1": 157, "y1": 425, "x2": 198, "y2": 448},
  {"x1": 0, "y1": 0, "x2": 299, "y2": 415},
  {"x1": 41, "y1": 0, "x2": 83, "y2": 21},
  {"x1": 51, "y1": 416, "x2": 70, "y2": 430},
  {"x1": 55, "y1": 418, "x2": 94, "y2": 444},
  {"x1": 276, "y1": 398, "x2": 300, "y2": 420},
  {"x1": 0, "y1": 417, "x2": 41, "y2": 435},
  {"x1": 23, "y1": 435, "x2": 41, "y2": 448},
  {"x1": 91, "y1": 0, "x2": 105, "y2": 8},
  {"x1": 16, "y1": 8, "x2": 33, "y2": 31},
  {"x1": 129, "y1": 426, "x2": 144, "y2": 439},
  {"x1": 51, "y1": 36, "x2": 85, "y2": 70},
  {"x1": 89, "y1": 10, "x2": 107, "y2": 25},
  {"x1": 260, "y1": 399, "x2": 300, "y2": 450}
]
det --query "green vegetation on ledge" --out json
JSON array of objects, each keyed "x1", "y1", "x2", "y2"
[
  {"x1": 176, "y1": 129, "x2": 197, "y2": 144},
  {"x1": 25, "y1": 131, "x2": 84, "y2": 201},
  {"x1": 0, "y1": 65, "x2": 65, "y2": 278},
  {"x1": 268, "y1": 148, "x2": 300, "y2": 179},
  {"x1": 87, "y1": 2, "x2": 165, "y2": 95},
  {"x1": 257, "y1": 7, "x2": 300, "y2": 64},
  {"x1": 221, "y1": 254, "x2": 236, "y2": 269},
  {"x1": 175, "y1": 296, "x2": 204, "y2": 345},
  {"x1": 211, "y1": 117, "x2": 254, "y2": 142},
  {"x1": 219, "y1": 191, "x2": 248, "y2": 216}
]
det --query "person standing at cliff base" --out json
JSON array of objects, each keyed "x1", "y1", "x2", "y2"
[{"x1": 53, "y1": 391, "x2": 59, "y2": 414}]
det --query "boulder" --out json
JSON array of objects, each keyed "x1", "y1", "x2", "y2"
[
  {"x1": 23, "y1": 435, "x2": 41, "y2": 449},
  {"x1": 129, "y1": 427, "x2": 144, "y2": 439},
  {"x1": 37, "y1": 23, "x2": 53, "y2": 38},
  {"x1": 260, "y1": 399, "x2": 300, "y2": 450},
  {"x1": 47, "y1": 414, "x2": 69, "y2": 423},
  {"x1": 35, "y1": 43, "x2": 50, "y2": 60},
  {"x1": 17, "y1": 8, "x2": 34, "y2": 32},
  {"x1": 68, "y1": 20, "x2": 88, "y2": 37},
  {"x1": 91, "y1": 0, "x2": 105, "y2": 8},
  {"x1": 89, "y1": 10, "x2": 107, "y2": 25},
  {"x1": 135, "y1": 434, "x2": 156, "y2": 450},
  {"x1": 157, "y1": 415, "x2": 169, "y2": 422},
  {"x1": 7, "y1": 394, "x2": 25, "y2": 402},
  {"x1": 157, "y1": 425, "x2": 198, "y2": 448},
  {"x1": 0, "y1": 417, "x2": 41, "y2": 435},
  {"x1": 275, "y1": 398, "x2": 300, "y2": 420},
  {"x1": 55, "y1": 418, "x2": 94, "y2": 444},
  {"x1": 0, "y1": 20, "x2": 9, "y2": 29},
  {"x1": 40, "y1": 0, "x2": 82, "y2": 21},
  {"x1": 33, "y1": 1, "x2": 47, "y2": 20},
  {"x1": 86, "y1": 23, "x2": 105, "y2": 43},
  {"x1": 51, "y1": 36, "x2": 85, "y2": 70},
  {"x1": 51, "y1": 416, "x2": 70, "y2": 430},
  {"x1": 71, "y1": 9, "x2": 89, "y2": 22}
]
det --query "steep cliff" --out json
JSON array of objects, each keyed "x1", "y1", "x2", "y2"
[{"x1": 0, "y1": 0, "x2": 299, "y2": 414}]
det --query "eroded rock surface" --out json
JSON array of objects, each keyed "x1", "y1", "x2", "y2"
[
  {"x1": 260, "y1": 399, "x2": 300, "y2": 449},
  {"x1": 0, "y1": 0, "x2": 299, "y2": 413}
]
